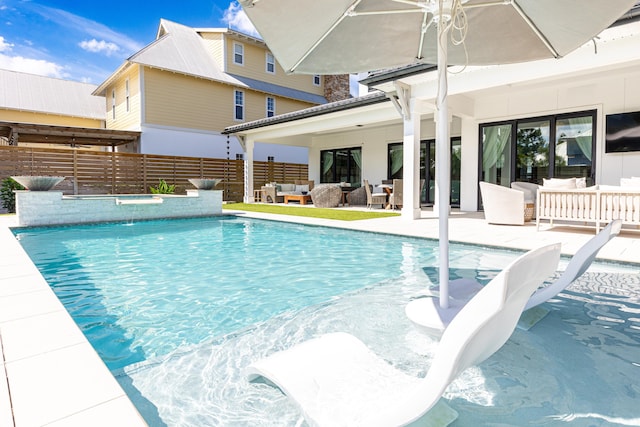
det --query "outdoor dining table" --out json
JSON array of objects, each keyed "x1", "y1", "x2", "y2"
[{"x1": 340, "y1": 185, "x2": 356, "y2": 206}]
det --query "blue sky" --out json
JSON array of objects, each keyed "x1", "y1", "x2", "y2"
[{"x1": 0, "y1": 0, "x2": 258, "y2": 84}]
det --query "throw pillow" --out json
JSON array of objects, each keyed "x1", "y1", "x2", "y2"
[{"x1": 543, "y1": 177, "x2": 577, "y2": 189}]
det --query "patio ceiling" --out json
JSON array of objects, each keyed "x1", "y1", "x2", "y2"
[{"x1": 0, "y1": 121, "x2": 140, "y2": 147}]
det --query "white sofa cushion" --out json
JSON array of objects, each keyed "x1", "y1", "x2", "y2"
[
  {"x1": 542, "y1": 178, "x2": 587, "y2": 190},
  {"x1": 295, "y1": 184, "x2": 309, "y2": 193},
  {"x1": 620, "y1": 177, "x2": 640, "y2": 188},
  {"x1": 279, "y1": 183, "x2": 296, "y2": 192}
]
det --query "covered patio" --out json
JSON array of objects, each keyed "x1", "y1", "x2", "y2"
[{"x1": 224, "y1": 16, "x2": 640, "y2": 221}]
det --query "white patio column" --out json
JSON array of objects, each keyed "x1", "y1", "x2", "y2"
[
  {"x1": 243, "y1": 137, "x2": 255, "y2": 203},
  {"x1": 401, "y1": 97, "x2": 421, "y2": 220}
]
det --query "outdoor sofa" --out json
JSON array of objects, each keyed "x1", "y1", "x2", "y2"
[
  {"x1": 261, "y1": 180, "x2": 314, "y2": 203},
  {"x1": 537, "y1": 177, "x2": 640, "y2": 232}
]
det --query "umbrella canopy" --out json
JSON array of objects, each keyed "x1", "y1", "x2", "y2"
[
  {"x1": 238, "y1": 0, "x2": 635, "y2": 75},
  {"x1": 239, "y1": 0, "x2": 635, "y2": 314}
]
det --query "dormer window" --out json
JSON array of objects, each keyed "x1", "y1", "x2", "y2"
[
  {"x1": 266, "y1": 52, "x2": 275, "y2": 74},
  {"x1": 234, "y1": 43, "x2": 244, "y2": 65}
]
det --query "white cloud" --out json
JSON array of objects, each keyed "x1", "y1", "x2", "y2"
[
  {"x1": 79, "y1": 39, "x2": 120, "y2": 56},
  {"x1": 33, "y1": 4, "x2": 143, "y2": 55},
  {"x1": 223, "y1": 2, "x2": 260, "y2": 38},
  {"x1": 0, "y1": 35, "x2": 13, "y2": 52},
  {"x1": 0, "y1": 53, "x2": 65, "y2": 78}
]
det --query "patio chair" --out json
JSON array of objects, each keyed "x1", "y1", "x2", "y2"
[
  {"x1": 364, "y1": 179, "x2": 387, "y2": 209},
  {"x1": 406, "y1": 220, "x2": 621, "y2": 336},
  {"x1": 246, "y1": 243, "x2": 561, "y2": 426},
  {"x1": 389, "y1": 179, "x2": 403, "y2": 209},
  {"x1": 479, "y1": 181, "x2": 529, "y2": 225},
  {"x1": 510, "y1": 181, "x2": 539, "y2": 219}
]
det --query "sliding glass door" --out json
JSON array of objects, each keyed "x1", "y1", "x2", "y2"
[
  {"x1": 387, "y1": 138, "x2": 460, "y2": 206},
  {"x1": 480, "y1": 110, "x2": 596, "y2": 189},
  {"x1": 320, "y1": 147, "x2": 362, "y2": 186}
]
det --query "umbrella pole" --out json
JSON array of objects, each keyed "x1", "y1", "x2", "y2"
[{"x1": 437, "y1": 20, "x2": 451, "y2": 310}]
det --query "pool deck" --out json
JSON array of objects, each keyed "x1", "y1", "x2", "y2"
[{"x1": 0, "y1": 208, "x2": 638, "y2": 426}]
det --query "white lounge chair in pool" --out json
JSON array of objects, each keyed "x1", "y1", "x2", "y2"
[
  {"x1": 246, "y1": 243, "x2": 561, "y2": 427},
  {"x1": 406, "y1": 219, "x2": 622, "y2": 336}
]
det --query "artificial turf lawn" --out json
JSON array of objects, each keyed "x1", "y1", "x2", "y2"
[{"x1": 222, "y1": 203, "x2": 400, "y2": 221}]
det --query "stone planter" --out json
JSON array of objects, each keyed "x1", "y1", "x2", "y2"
[
  {"x1": 188, "y1": 178, "x2": 222, "y2": 190},
  {"x1": 11, "y1": 176, "x2": 65, "y2": 191}
]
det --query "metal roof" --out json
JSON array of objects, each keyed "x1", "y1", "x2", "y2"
[
  {"x1": 130, "y1": 20, "x2": 244, "y2": 86},
  {"x1": 228, "y1": 74, "x2": 326, "y2": 104},
  {"x1": 95, "y1": 20, "x2": 325, "y2": 105},
  {"x1": 223, "y1": 91, "x2": 388, "y2": 134},
  {"x1": 0, "y1": 69, "x2": 104, "y2": 120}
]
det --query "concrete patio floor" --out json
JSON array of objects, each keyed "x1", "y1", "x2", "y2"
[{"x1": 0, "y1": 209, "x2": 638, "y2": 426}]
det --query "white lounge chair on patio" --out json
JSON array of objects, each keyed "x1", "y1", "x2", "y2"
[
  {"x1": 406, "y1": 220, "x2": 621, "y2": 336},
  {"x1": 480, "y1": 181, "x2": 531, "y2": 225},
  {"x1": 246, "y1": 243, "x2": 561, "y2": 427}
]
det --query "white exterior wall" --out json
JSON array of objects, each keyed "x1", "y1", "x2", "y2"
[
  {"x1": 308, "y1": 116, "x2": 451, "y2": 187},
  {"x1": 140, "y1": 124, "x2": 307, "y2": 162},
  {"x1": 469, "y1": 67, "x2": 640, "y2": 199},
  {"x1": 15, "y1": 190, "x2": 223, "y2": 227},
  {"x1": 305, "y1": 64, "x2": 640, "y2": 212}
]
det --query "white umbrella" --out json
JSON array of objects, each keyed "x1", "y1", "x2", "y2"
[{"x1": 238, "y1": 0, "x2": 636, "y2": 313}]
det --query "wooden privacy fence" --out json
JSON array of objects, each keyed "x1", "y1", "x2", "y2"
[{"x1": 0, "y1": 146, "x2": 308, "y2": 202}]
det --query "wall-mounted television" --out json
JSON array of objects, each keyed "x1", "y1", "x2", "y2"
[{"x1": 605, "y1": 111, "x2": 640, "y2": 153}]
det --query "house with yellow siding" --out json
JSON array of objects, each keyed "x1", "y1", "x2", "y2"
[
  {"x1": 0, "y1": 69, "x2": 110, "y2": 150},
  {"x1": 94, "y1": 19, "x2": 348, "y2": 162}
]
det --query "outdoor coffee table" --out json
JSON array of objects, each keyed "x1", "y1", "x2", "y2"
[{"x1": 284, "y1": 193, "x2": 312, "y2": 205}]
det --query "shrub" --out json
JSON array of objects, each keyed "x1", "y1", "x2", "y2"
[
  {"x1": 0, "y1": 177, "x2": 25, "y2": 213},
  {"x1": 150, "y1": 179, "x2": 175, "y2": 194}
]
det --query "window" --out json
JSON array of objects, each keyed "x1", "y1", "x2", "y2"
[
  {"x1": 233, "y1": 43, "x2": 244, "y2": 65},
  {"x1": 387, "y1": 138, "x2": 461, "y2": 206},
  {"x1": 125, "y1": 79, "x2": 130, "y2": 112},
  {"x1": 266, "y1": 52, "x2": 275, "y2": 74},
  {"x1": 320, "y1": 147, "x2": 361, "y2": 185},
  {"x1": 236, "y1": 153, "x2": 244, "y2": 160},
  {"x1": 234, "y1": 90, "x2": 244, "y2": 121},
  {"x1": 313, "y1": 75, "x2": 321, "y2": 86},
  {"x1": 267, "y1": 156, "x2": 275, "y2": 162},
  {"x1": 266, "y1": 97, "x2": 275, "y2": 117},
  {"x1": 111, "y1": 89, "x2": 116, "y2": 120},
  {"x1": 479, "y1": 110, "x2": 596, "y2": 199}
]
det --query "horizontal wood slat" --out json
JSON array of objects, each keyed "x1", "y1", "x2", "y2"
[{"x1": 0, "y1": 146, "x2": 308, "y2": 202}]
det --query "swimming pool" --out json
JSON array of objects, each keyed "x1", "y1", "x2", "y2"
[{"x1": 14, "y1": 216, "x2": 640, "y2": 426}]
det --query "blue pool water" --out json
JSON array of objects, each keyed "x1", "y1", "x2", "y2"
[{"x1": 13, "y1": 216, "x2": 640, "y2": 426}]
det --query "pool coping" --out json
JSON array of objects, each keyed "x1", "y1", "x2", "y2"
[
  {"x1": 1, "y1": 209, "x2": 638, "y2": 426},
  {"x1": 0, "y1": 215, "x2": 147, "y2": 427}
]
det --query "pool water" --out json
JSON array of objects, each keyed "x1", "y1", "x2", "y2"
[{"x1": 14, "y1": 216, "x2": 640, "y2": 426}]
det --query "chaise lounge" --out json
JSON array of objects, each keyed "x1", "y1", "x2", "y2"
[{"x1": 247, "y1": 243, "x2": 561, "y2": 426}]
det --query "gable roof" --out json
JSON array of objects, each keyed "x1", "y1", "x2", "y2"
[
  {"x1": 94, "y1": 20, "x2": 326, "y2": 104},
  {"x1": 132, "y1": 19, "x2": 243, "y2": 85},
  {"x1": 0, "y1": 68, "x2": 104, "y2": 120}
]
